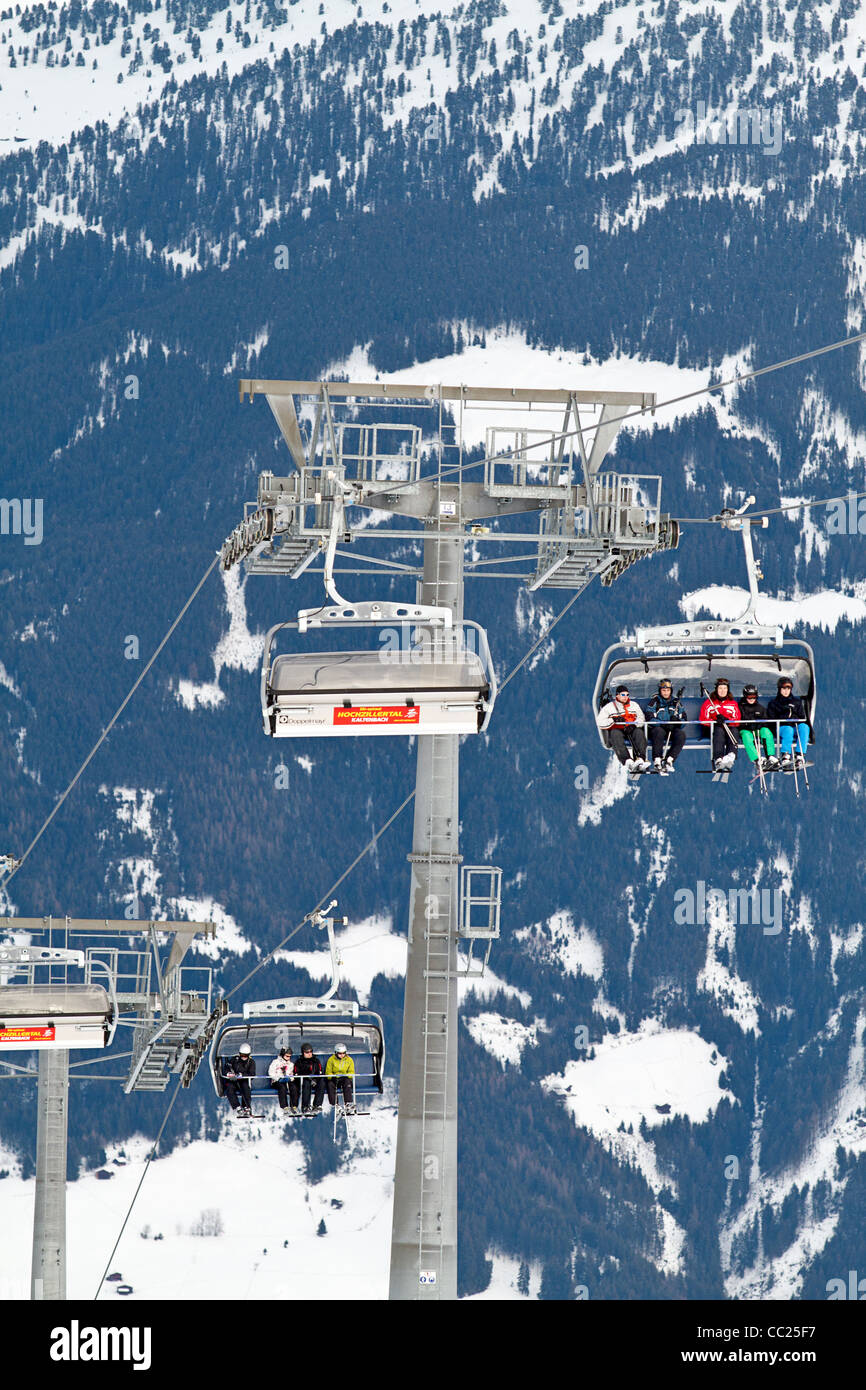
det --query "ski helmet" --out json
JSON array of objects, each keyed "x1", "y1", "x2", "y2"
[
  {"x1": 335, "y1": 1043, "x2": 347, "y2": 1055},
  {"x1": 658, "y1": 677, "x2": 672, "y2": 689},
  {"x1": 239, "y1": 1043, "x2": 252, "y2": 1056},
  {"x1": 301, "y1": 1042, "x2": 313, "y2": 1053},
  {"x1": 713, "y1": 677, "x2": 730, "y2": 692},
  {"x1": 615, "y1": 684, "x2": 629, "y2": 697},
  {"x1": 279, "y1": 1046, "x2": 292, "y2": 1058},
  {"x1": 742, "y1": 684, "x2": 758, "y2": 698},
  {"x1": 777, "y1": 676, "x2": 793, "y2": 690}
]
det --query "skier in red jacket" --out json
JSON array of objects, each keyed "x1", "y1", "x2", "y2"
[{"x1": 699, "y1": 677, "x2": 741, "y2": 772}]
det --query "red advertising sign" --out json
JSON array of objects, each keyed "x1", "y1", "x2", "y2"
[
  {"x1": 0, "y1": 1025, "x2": 56, "y2": 1043},
  {"x1": 333, "y1": 705, "x2": 421, "y2": 726}
]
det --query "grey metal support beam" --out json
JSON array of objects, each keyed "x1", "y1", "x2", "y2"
[
  {"x1": 241, "y1": 379, "x2": 656, "y2": 411},
  {"x1": 389, "y1": 516, "x2": 463, "y2": 1301},
  {"x1": 31, "y1": 1048, "x2": 69, "y2": 1300}
]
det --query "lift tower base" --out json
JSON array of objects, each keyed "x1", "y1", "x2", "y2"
[{"x1": 31, "y1": 1048, "x2": 69, "y2": 1301}]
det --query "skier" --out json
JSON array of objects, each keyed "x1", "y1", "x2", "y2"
[
  {"x1": 223, "y1": 1042, "x2": 256, "y2": 1117},
  {"x1": 292, "y1": 1042, "x2": 325, "y2": 1116},
  {"x1": 643, "y1": 678, "x2": 687, "y2": 773},
  {"x1": 699, "y1": 677, "x2": 740, "y2": 772},
  {"x1": 596, "y1": 684, "x2": 651, "y2": 774},
  {"x1": 767, "y1": 677, "x2": 810, "y2": 769},
  {"x1": 268, "y1": 1046, "x2": 294, "y2": 1113},
  {"x1": 326, "y1": 1042, "x2": 356, "y2": 1115},
  {"x1": 739, "y1": 685, "x2": 779, "y2": 772}
]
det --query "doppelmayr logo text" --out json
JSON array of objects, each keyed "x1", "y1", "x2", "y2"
[{"x1": 50, "y1": 1321, "x2": 152, "y2": 1371}]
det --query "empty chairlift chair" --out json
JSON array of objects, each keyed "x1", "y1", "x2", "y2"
[
  {"x1": 0, "y1": 982, "x2": 116, "y2": 1050},
  {"x1": 261, "y1": 616, "x2": 496, "y2": 739}
]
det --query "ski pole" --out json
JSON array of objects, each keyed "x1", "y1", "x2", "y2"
[
  {"x1": 750, "y1": 720, "x2": 767, "y2": 795},
  {"x1": 783, "y1": 715, "x2": 800, "y2": 798},
  {"x1": 796, "y1": 719, "x2": 811, "y2": 792}
]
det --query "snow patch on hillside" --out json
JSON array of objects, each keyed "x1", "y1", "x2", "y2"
[
  {"x1": 543, "y1": 1022, "x2": 731, "y2": 1159},
  {"x1": 463, "y1": 1012, "x2": 546, "y2": 1069},
  {"x1": 681, "y1": 585, "x2": 866, "y2": 633},
  {"x1": 467, "y1": 1250, "x2": 542, "y2": 1299},
  {"x1": 697, "y1": 898, "x2": 762, "y2": 1035},
  {"x1": 104, "y1": 786, "x2": 159, "y2": 839},
  {"x1": 722, "y1": 1008, "x2": 866, "y2": 1300},
  {"x1": 830, "y1": 924, "x2": 864, "y2": 983},
  {"x1": 275, "y1": 914, "x2": 405, "y2": 1006},
  {"x1": 544, "y1": 1022, "x2": 730, "y2": 1278},
  {"x1": 0, "y1": 662, "x2": 21, "y2": 699},
  {"x1": 174, "y1": 897, "x2": 253, "y2": 961},
  {"x1": 577, "y1": 757, "x2": 633, "y2": 827},
  {"x1": 175, "y1": 567, "x2": 262, "y2": 710},
  {"x1": 458, "y1": 961, "x2": 531, "y2": 1009},
  {"x1": 516, "y1": 909, "x2": 604, "y2": 981}
]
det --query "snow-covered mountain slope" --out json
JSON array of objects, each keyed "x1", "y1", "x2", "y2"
[{"x1": 4, "y1": 0, "x2": 866, "y2": 1302}]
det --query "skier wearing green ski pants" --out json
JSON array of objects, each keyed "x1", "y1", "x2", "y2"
[{"x1": 739, "y1": 685, "x2": 779, "y2": 772}]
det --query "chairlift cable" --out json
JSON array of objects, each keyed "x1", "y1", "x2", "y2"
[
  {"x1": 672, "y1": 487, "x2": 866, "y2": 524},
  {"x1": 224, "y1": 787, "x2": 417, "y2": 1003},
  {"x1": 92, "y1": 1074, "x2": 184, "y2": 1300},
  {"x1": 1, "y1": 557, "x2": 219, "y2": 891}
]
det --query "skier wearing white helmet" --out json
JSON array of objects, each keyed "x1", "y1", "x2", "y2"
[{"x1": 222, "y1": 1042, "x2": 256, "y2": 1117}]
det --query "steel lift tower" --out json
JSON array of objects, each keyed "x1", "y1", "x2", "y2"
[
  {"x1": 223, "y1": 378, "x2": 679, "y2": 1298},
  {"x1": 0, "y1": 917, "x2": 216, "y2": 1298}
]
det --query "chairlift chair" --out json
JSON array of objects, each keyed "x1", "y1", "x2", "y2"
[
  {"x1": 259, "y1": 474, "x2": 496, "y2": 738},
  {"x1": 209, "y1": 1002, "x2": 385, "y2": 1104},
  {"x1": 0, "y1": 982, "x2": 116, "y2": 1050},
  {"x1": 593, "y1": 502, "x2": 816, "y2": 756},
  {"x1": 209, "y1": 905, "x2": 384, "y2": 1108}
]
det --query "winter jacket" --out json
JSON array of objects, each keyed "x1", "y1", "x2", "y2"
[
  {"x1": 326, "y1": 1054, "x2": 355, "y2": 1077},
  {"x1": 767, "y1": 693, "x2": 808, "y2": 727},
  {"x1": 699, "y1": 696, "x2": 740, "y2": 725},
  {"x1": 293, "y1": 1054, "x2": 323, "y2": 1076},
  {"x1": 738, "y1": 698, "x2": 771, "y2": 729},
  {"x1": 597, "y1": 697, "x2": 646, "y2": 731},
  {"x1": 224, "y1": 1054, "x2": 256, "y2": 1079},
  {"x1": 268, "y1": 1056, "x2": 293, "y2": 1084},
  {"x1": 644, "y1": 693, "x2": 686, "y2": 724}
]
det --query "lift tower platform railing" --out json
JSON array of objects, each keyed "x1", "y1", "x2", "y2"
[
  {"x1": 225, "y1": 378, "x2": 678, "y2": 1299},
  {"x1": 0, "y1": 916, "x2": 214, "y2": 1299}
]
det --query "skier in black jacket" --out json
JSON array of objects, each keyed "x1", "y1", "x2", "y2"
[
  {"x1": 644, "y1": 678, "x2": 687, "y2": 773},
  {"x1": 767, "y1": 677, "x2": 810, "y2": 769},
  {"x1": 739, "y1": 685, "x2": 780, "y2": 771},
  {"x1": 222, "y1": 1043, "x2": 256, "y2": 1117},
  {"x1": 291, "y1": 1042, "x2": 325, "y2": 1116}
]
